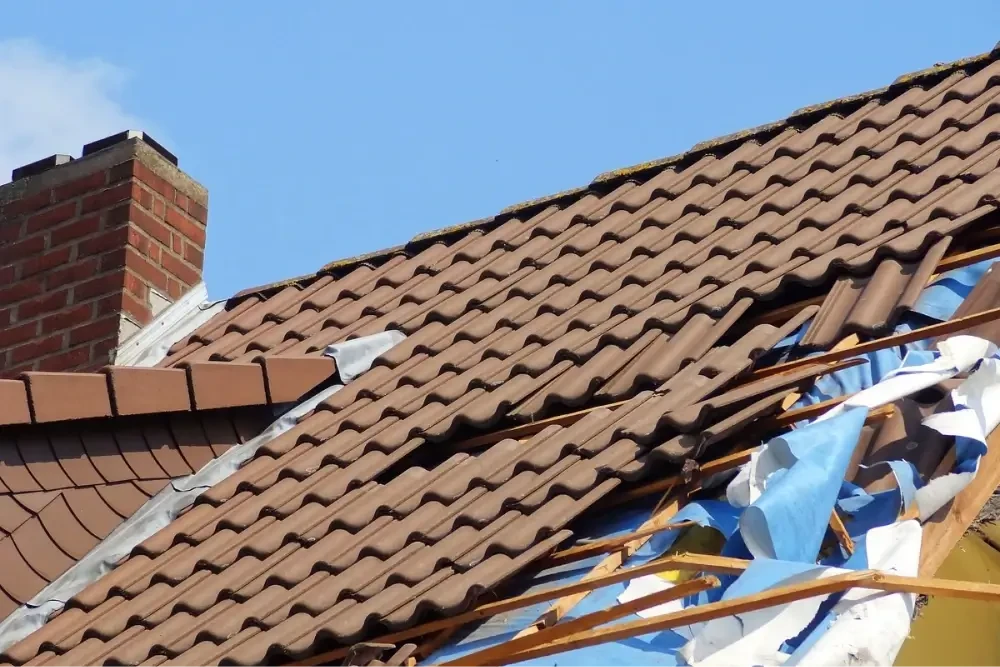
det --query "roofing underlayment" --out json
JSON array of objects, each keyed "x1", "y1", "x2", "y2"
[{"x1": 5, "y1": 47, "x2": 1000, "y2": 666}]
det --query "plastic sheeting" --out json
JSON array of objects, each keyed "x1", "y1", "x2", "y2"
[
  {"x1": 0, "y1": 330, "x2": 406, "y2": 653},
  {"x1": 431, "y1": 338, "x2": 1000, "y2": 665}
]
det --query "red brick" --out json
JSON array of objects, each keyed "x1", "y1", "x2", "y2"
[
  {"x1": 183, "y1": 242, "x2": 204, "y2": 269},
  {"x1": 124, "y1": 271, "x2": 148, "y2": 300},
  {"x1": 0, "y1": 235, "x2": 45, "y2": 265},
  {"x1": 129, "y1": 229, "x2": 152, "y2": 256},
  {"x1": 130, "y1": 205, "x2": 172, "y2": 245},
  {"x1": 37, "y1": 344, "x2": 91, "y2": 372},
  {"x1": 96, "y1": 293, "x2": 123, "y2": 316},
  {"x1": 125, "y1": 248, "x2": 169, "y2": 292},
  {"x1": 0, "y1": 221, "x2": 22, "y2": 244},
  {"x1": 99, "y1": 248, "x2": 127, "y2": 272},
  {"x1": 10, "y1": 334, "x2": 63, "y2": 364},
  {"x1": 1, "y1": 362, "x2": 35, "y2": 378},
  {"x1": 159, "y1": 251, "x2": 200, "y2": 286},
  {"x1": 52, "y1": 171, "x2": 107, "y2": 203},
  {"x1": 17, "y1": 290, "x2": 68, "y2": 320},
  {"x1": 41, "y1": 303, "x2": 93, "y2": 333},
  {"x1": 0, "y1": 308, "x2": 9, "y2": 327},
  {"x1": 134, "y1": 162, "x2": 174, "y2": 200},
  {"x1": 166, "y1": 278, "x2": 182, "y2": 300},
  {"x1": 188, "y1": 200, "x2": 208, "y2": 224},
  {"x1": 0, "y1": 264, "x2": 14, "y2": 283},
  {"x1": 137, "y1": 186, "x2": 154, "y2": 211},
  {"x1": 76, "y1": 226, "x2": 129, "y2": 256},
  {"x1": 80, "y1": 182, "x2": 134, "y2": 214},
  {"x1": 25, "y1": 201, "x2": 78, "y2": 234},
  {"x1": 0, "y1": 279, "x2": 43, "y2": 304},
  {"x1": 91, "y1": 336, "x2": 118, "y2": 363},
  {"x1": 105, "y1": 203, "x2": 131, "y2": 228},
  {"x1": 50, "y1": 214, "x2": 101, "y2": 247},
  {"x1": 153, "y1": 199, "x2": 165, "y2": 218},
  {"x1": 164, "y1": 207, "x2": 206, "y2": 246},
  {"x1": 46, "y1": 257, "x2": 100, "y2": 289},
  {"x1": 74, "y1": 270, "x2": 125, "y2": 302},
  {"x1": 147, "y1": 244, "x2": 161, "y2": 264},
  {"x1": 108, "y1": 160, "x2": 136, "y2": 184},
  {"x1": 69, "y1": 315, "x2": 119, "y2": 346},
  {"x1": 19, "y1": 246, "x2": 71, "y2": 279},
  {"x1": 174, "y1": 192, "x2": 189, "y2": 212},
  {"x1": 171, "y1": 233, "x2": 182, "y2": 254},
  {"x1": 1, "y1": 190, "x2": 52, "y2": 217},
  {"x1": 122, "y1": 289, "x2": 152, "y2": 324},
  {"x1": 0, "y1": 321, "x2": 37, "y2": 347}
]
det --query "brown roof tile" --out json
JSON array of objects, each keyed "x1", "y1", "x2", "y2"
[
  {"x1": 801, "y1": 237, "x2": 952, "y2": 349},
  {"x1": 0, "y1": 409, "x2": 270, "y2": 623},
  {"x1": 9, "y1": 48, "x2": 1000, "y2": 666}
]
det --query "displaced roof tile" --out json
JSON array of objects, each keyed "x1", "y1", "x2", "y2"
[{"x1": 11, "y1": 46, "x2": 1000, "y2": 667}]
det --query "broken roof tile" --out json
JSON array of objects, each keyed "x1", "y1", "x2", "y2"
[
  {"x1": 9, "y1": 47, "x2": 1000, "y2": 667},
  {"x1": 801, "y1": 237, "x2": 952, "y2": 349}
]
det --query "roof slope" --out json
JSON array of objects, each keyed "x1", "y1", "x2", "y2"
[
  {"x1": 7, "y1": 49, "x2": 1000, "y2": 666},
  {"x1": 0, "y1": 408, "x2": 268, "y2": 618}
]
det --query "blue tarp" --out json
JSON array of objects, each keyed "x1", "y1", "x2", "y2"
[{"x1": 428, "y1": 258, "x2": 999, "y2": 666}]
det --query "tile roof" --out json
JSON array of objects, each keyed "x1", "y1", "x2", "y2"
[
  {"x1": 7, "y1": 48, "x2": 1000, "y2": 665},
  {"x1": 0, "y1": 407, "x2": 270, "y2": 619}
]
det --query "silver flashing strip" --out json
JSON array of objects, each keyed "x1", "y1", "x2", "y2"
[
  {"x1": 0, "y1": 330, "x2": 406, "y2": 652},
  {"x1": 113, "y1": 282, "x2": 226, "y2": 367}
]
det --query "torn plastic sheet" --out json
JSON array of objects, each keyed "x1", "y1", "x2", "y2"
[
  {"x1": 737, "y1": 407, "x2": 870, "y2": 563},
  {"x1": 112, "y1": 281, "x2": 226, "y2": 367},
  {"x1": 730, "y1": 335, "x2": 998, "y2": 512},
  {"x1": 0, "y1": 330, "x2": 406, "y2": 653},
  {"x1": 434, "y1": 339, "x2": 1000, "y2": 666},
  {"x1": 425, "y1": 501, "x2": 743, "y2": 666},
  {"x1": 912, "y1": 256, "x2": 1000, "y2": 322},
  {"x1": 680, "y1": 521, "x2": 922, "y2": 667}
]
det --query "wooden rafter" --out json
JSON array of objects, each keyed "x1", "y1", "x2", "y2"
[
  {"x1": 540, "y1": 520, "x2": 697, "y2": 567},
  {"x1": 602, "y1": 402, "x2": 895, "y2": 510},
  {"x1": 751, "y1": 235, "x2": 1000, "y2": 329},
  {"x1": 750, "y1": 304, "x2": 1000, "y2": 380},
  {"x1": 454, "y1": 358, "x2": 864, "y2": 452},
  {"x1": 439, "y1": 576, "x2": 721, "y2": 667},
  {"x1": 294, "y1": 553, "x2": 750, "y2": 666},
  {"x1": 919, "y1": 424, "x2": 1000, "y2": 576},
  {"x1": 451, "y1": 570, "x2": 1000, "y2": 665},
  {"x1": 509, "y1": 491, "x2": 689, "y2": 644}
]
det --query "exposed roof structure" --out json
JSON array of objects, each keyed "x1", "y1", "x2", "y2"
[{"x1": 4, "y1": 46, "x2": 1000, "y2": 666}]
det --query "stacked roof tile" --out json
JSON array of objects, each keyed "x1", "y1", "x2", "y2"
[{"x1": 5, "y1": 48, "x2": 1000, "y2": 666}]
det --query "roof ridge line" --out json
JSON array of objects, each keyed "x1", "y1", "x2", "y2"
[{"x1": 227, "y1": 44, "x2": 1000, "y2": 304}]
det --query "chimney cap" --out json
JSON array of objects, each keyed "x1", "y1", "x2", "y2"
[
  {"x1": 11, "y1": 154, "x2": 74, "y2": 182},
  {"x1": 82, "y1": 130, "x2": 178, "y2": 167}
]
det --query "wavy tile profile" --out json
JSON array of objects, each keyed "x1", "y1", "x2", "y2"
[
  {"x1": 0, "y1": 408, "x2": 268, "y2": 619},
  {"x1": 5, "y1": 48, "x2": 1000, "y2": 666}
]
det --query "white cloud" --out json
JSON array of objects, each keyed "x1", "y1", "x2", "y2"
[{"x1": 0, "y1": 39, "x2": 145, "y2": 182}]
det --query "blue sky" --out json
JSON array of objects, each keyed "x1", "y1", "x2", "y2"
[{"x1": 2, "y1": 2, "x2": 999, "y2": 298}]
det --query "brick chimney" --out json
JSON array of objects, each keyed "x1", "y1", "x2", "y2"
[{"x1": 0, "y1": 131, "x2": 208, "y2": 376}]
